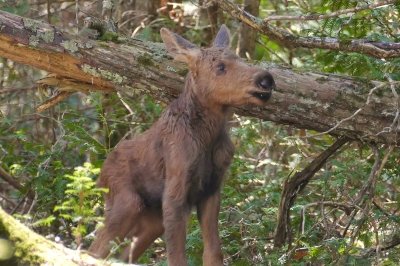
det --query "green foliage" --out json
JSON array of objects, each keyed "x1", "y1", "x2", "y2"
[
  {"x1": 0, "y1": 0, "x2": 30, "y2": 15},
  {"x1": 52, "y1": 162, "x2": 106, "y2": 246}
]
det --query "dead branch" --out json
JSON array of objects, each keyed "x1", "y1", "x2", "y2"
[
  {"x1": 273, "y1": 136, "x2": 349, "y2": 248},
  {"x1": 36, "y1": 91, "x2": 74, "y2": 112},
  {"x1": 265, "y1": 0, "x2": 396, "y2": 21},
  {"x1": 302, "y1": 201, "x2": 355, "y2": 215},
  {"x1": 215, "y1": 0, "x2": 400, "y2": 59},
  {"x1": 363, "y1": 234, "x2": 400, "y2": 257}
]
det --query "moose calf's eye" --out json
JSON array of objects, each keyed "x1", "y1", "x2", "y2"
[{"x1": 216, "y1": 63, "x2": 226, "y2": 75}]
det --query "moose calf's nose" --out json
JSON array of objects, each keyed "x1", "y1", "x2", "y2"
[{"x1": 256, "y1": 72, "x2": 275, "y2": 91}]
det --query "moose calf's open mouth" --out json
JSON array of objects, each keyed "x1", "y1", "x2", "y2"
[{"x1": 251, "y1": 91, "x2": 272, "y2": 101}]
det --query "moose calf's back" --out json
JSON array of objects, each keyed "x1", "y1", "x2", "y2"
[{"x1": 89, "y1": 25, "x2": 275, "y2": 266}]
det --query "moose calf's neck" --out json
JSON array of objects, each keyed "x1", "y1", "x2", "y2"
[{"x1": 165, "y1": 73, "x2": 230, "y2": 144}]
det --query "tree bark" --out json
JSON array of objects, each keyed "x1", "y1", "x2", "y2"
[{"x1": 0, "y1": 11, "x2": 399, "y2": 146}]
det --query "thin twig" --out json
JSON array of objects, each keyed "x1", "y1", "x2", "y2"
[
  {"x1": 376, "y1": 76, "x2": 400, "y2": 140},
  {"x1": 116, "y1": 91, "x2": 134, "y2": 117},
  {"x1": 300, "y1": 201, "x2": 356, "y2": 235},
  {"x1": 303, "y1": 201, "x2": 355, "y2": 215},
  {"x1": 10, "y1": 190, "x2": 32, "y2": 214},
  {"x1": 342, "y1": 145, "x2": 392, "y2": 240},
  {"x1": 0, "y1": 166, "x2": 27, "y2": 194},
  {"x1": 372, "y1": 218, "x2": 380, "y2": 263},
  {"x1": 372, "y1": 199, "x2": 392, "y2": 217},
  {"x1": 353, "y1": 145, "x2": 381, "y2": 205},
  {"x1": 307, "y1": 83, "x2": 386, "y2": 138},
  {"x1": 0, "y1": 193, "x2": 17, "y2": 208},
  {"x1": 47, "y1": 0, "x2": 51, "y2": 23},
  {"x1": 75, "y1": 0, "x2": 79, "y2": 32}
]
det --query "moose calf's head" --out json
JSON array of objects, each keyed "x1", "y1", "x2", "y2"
[{"x1": 160, "y1": 25, "x2": 275, "y2": 108}]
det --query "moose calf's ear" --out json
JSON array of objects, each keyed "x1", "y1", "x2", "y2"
[
  {"x1": 212, "y1": 24, "x2": 230, "y2": 49},
  {"x1": 160, "y1": 28, "x2": 200, "y2": 64}
]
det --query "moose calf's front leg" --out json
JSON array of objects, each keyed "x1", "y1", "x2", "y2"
[
  {"x1": 163, "y1": 186, "x2": 190, "y2": 266},
  {"x1": 198, "y1": 191, "x2": 223, "y2": 266}
]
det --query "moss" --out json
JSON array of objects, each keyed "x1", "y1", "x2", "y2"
[
  {"x1": 288, "y1": 104, "x2": 306, "y2": 113},
  {"x1": 0, "y1": 209, "x2": 45, "y2": 264},
  {"x1": 28, "y1": 35, "x2": 39, "y2": 47},
  {"x1": 99, "y1": 69, "x2": 125, "y2": 84},
  {"x1": 38, "y1": 29, "x2": 55, "y2": 43},
  {"x1": 166, "y1": 65, "x2": 177, "y2": 73},
  {"x1": 81, "y1": 64, "x2": 126, "y2": 84},
  {"x1": 97, "y1": 42, "x2": 110, "y2": 48},
  {"x1": 81, "y1": 64, "x2": 101, "y2": 77},
  {"x1": 299, "y1": 97, "x2": 321, "y2": 107},
  {"x1": 24, "y1": 25, "x2": 54, "y2": 47},
  {"x1": 177, "y1": 68, "x2": 189, "y2": 76},
  {"x1": 137, "y1": 53, "x2": 155, "y2": 67},
  {"x1": 83, "y1": 41, "x2": 95, "y2": 49},
  {"x1": 22, "y1": 18, "x2": 39, "y2": 32},
  {"x1": 122, "y1": 84, "x2": 148, "y2": 96},
  {"x1": 61, "y1": 40, "x2": 79, "y2": 53},
  {"x1": 99, "y1": 31, "x2": 119, "y2": 42},
  {"x1": 323, "y1": 103, "x2": 331, "y2": 110},
  {"x1": 130, "y1": 84, "x2": 149, "y2": 95},
  {"x1": 76, "y1": 40, "x2": 95, "y2": 49},
  {"x1": 0, "y1": 238, "x2": 16, "y2": 265},
  {"x1": 146, "y1": 42, "x2": 167, "y2": 59},
  {"x1": 315, "y1": 76, "x2": 329, "y2": 84}
]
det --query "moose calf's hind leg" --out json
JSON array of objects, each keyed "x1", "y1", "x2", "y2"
[
  {"x1": 119, "y1": 210, "x2": 164, "y2": 262},
  {"x1": 89, "y1": 192, "x2": 143, "y2": 258},
  {"x1": 89, "y1": 215, "x2": 134, "y2": 258}
]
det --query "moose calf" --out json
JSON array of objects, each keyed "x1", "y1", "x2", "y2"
[{"x1": 89, "y1": 25, "x2": 275, "y2": 266}]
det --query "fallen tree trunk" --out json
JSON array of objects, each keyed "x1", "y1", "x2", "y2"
[
  {"x1": 0, "y1": 206, "x2": 133, "y2": 265},
  {"x1": 0, "y1": 11, "x2": 399, "y2": 145}
]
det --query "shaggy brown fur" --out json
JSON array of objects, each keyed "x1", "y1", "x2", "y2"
[{"x1": 89, "y1": 25, "x2": 275, "y2": 266}]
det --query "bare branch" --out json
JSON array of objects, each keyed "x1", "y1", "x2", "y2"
[
  {"x1": 36, "y1": 91, "x2": 74, "y2": 112},
  {"x1": 363, "y1": 234, "x2": 400, "y2": 257},
  {"x1": 265, "y1": 0, "x2": 396, "y2": 21},
  {"x1": 302, "y1": 201, "x2": 355, "y2": 215},
  {"x1": 215, "y1": 0, "x2": 400, "y2": 59},
  {"x1": 274, "y1": 136, "x2": 349, "y2": 248},
  {"x1": 354, "y1": 145, "x2": 382, "y2": 205},
  {"x1": 0, "y1": 166, "x2": 26, "y2": 194}
]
